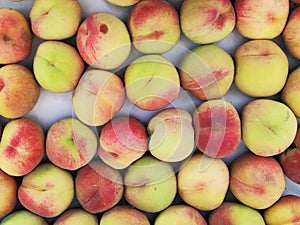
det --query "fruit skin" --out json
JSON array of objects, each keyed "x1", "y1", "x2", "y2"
[
  {"x1": 0, "y1": 8, "x2": 32, "y2": 64},
  {"x1": 148, "y1": 107, "x2": 195, "y2": 162},
  {"x1": 234, "y1": 0, "x2": 289, "y2": 39},
  {"x1": 0, "y1": 118, "x2": 45, "y2": 176},
  {"x1": 279, "y1": 148, "x2": 300, "y2": 184},
  {"x1": 295, "y1": 127, "x2": 300, "y2": 148},
  {"x1": 72, "y1": 69, "x2": 125, "y2": 126},
  {"x1": 230, "y1": 153, "x2": 286, "y2": 210},
  {"x1": 53, "y1": 208, "x2": 98, "y2": 225},
  {"x1": 282, "y1": 66, "x2": 300, "y2": 117},
  {"x1": 98, "y1": 116, "x2": 148, "y2": 169},
  {"x1": 234, "y1": 40, "x2": 289, "y2": 97},
  {"x1": 241, "y1": 99, "x2": 297, "y2": 157},
  {"x1": 128, "y1": 0, "x2": 180, "y2": 54},
  {"x1": 193, "y1": 100, "x2": 241, "y2": 158},
  {"x1": 99, "y1": 205, "x2": 150, "y2": 225},
  {"x1": 154, "y1": 205, "x2": 207, "y2": 225},
  {"x1": 33, "y1": 41, "x2": 84, "y2": 93},
  {"x1": 18, "y1": 163, "x2": 74, "y2": 218},
  {"x1": 75, "y1": 161, "x2": 124, "y2": 214},
  {"x1": 46, "y1": 118, "x2": 98, "y2": 171},
  {"x1": 283, "y1": 7, "x2": 300, "y2": 60},
  {"x1": 124, "y1": 155, "x2": 177, "y2": 213},
  {"x1": 180, "y1": 0, "x2": 236, "y2": 44},
  {"x1": 0, "y1": 64, "x2": 40, "y2": 119},
  {"x1": 76, "y1": 12, "x2": 131, "y2": 70},
  {"x1": 30, "y1": 0, "x2": 81, "y2": 40},
  {"x1": 106, "y1": 0, "x2": 141, "y2": 7},
  {"x1": 179, "y1": 44, "x2": 235, "y2": 101},
  {"x1": 0, "y1": 169, "x2": 17, "y2": 218},
  {"x1": 177, "y1": 152, "x2": 229, "y2": 211},
  {"x1": 0, "y1": 210, "x2": 48, "y2": 225},
  {"x1": 263, "y1": 195, "x2": 300, "y2": 225},
  {"x1": 208, "y1": 202, "x2": 266, "y2": 225},
  {"x1": 124, "y1": 54, "x2": 180, "y2": 111}
]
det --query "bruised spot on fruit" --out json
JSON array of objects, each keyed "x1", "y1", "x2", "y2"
[
  {"x1": 0, "y1": 78, "x2": 4, "y2": 91},
  {"x1": 108, "y1": 152, "x2": 119, "y2": 159},
  {"x1": 40, "y1": 9, "x2": 50, "y2": 17},
  {"x1": 2, "y1": 35, "x2": 11, "y2": 42},
  {"x1": 99, "y1": 24, "x2": 108, "y2": 34}
]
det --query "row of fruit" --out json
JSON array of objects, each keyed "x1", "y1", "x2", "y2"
[{"x1": 0, "y1": 0, "x2": 300, "y2": 224}]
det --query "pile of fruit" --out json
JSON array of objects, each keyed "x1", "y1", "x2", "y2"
[{"x1": 0, "y1": 0, "x2": 300, "y2": 224}]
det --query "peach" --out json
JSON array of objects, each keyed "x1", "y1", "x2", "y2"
[
  {"x1": 177, "y1": 152, "x2": 229, "y2": 211},
  {"x1": 180, "y1": 0, "x2": 236, "y2": 44},
  {"x1": 0, "y1": 118, "x2": 44, "y2": 176},
  {"x1": 0, "y1": 64, "x2": 40, "y2": 119},
  {"x1": 282, "y1": 66, "x2": 300, "y2": 117},
  {"x1": 234, "y1": 40, "x2": 289, "y2": 97},
  {"x1": 208, "y1": 202, "x2": 265, "y2": 225},
  {"x1": 279, "y1": 148, "x2": 300, "y2": 184},
  {"x1": 72, "y1": 69, "x2": 125, "y2": 126},
  {"x1": 76, "y1": 12, "x2": 131, "y2": 70},
  {"x1": 230, "y1": 153, "x2": 286, "y2": 209},
  {"x1": 30, "y1": 0, "x2": 81, "y2": 40},
  {"x1": 234, "y1": 0, "x2": 289, "y2": 39},
  {"x1": 0, "y1": 8, "x2": 32, "y2": 64},
  {"x1": 242, "y1": 99, "x2": 297, "y2": 156},
  {"x1": 98, "y1": 116, "x2": 148, "y2": 169},
  {"x1": 0, "y1": 210, "x2": 48, "y2": 225},
  {"x1": 283, "y1": 7, "x2": 300, "y2": 60},
  {"x1": 18, "y1": 163, "x2": 74, "y2": 218},
  {"x1": 124, "y1": 54, "x2": 180, "y2": 111},
  {"x1": 33, "y1": 41, "x2": 84, "y2": 93},
  {"x1": 54, "y1": 208, "x2": 98, "y2": 225},
  {"x1": 128, "y1": 0, "x2": 180, "y2": 54},
  {"x1": 124, "y1": 155, "x2": 177, "y2": 213},
  {"x1": 263, "y1": 195, "x2": 300, "y2": 225},
  {"x1": 147, "y1": 107, "x2": 195, "y2": 162},
  {"x1": 46, "y1": 118, "x2": 98, "y2": 171},
  {"x1": 179, "y1": 44, "x2": 235, "y2": 100},
  {"x1": 75, "y1": 161, "x2": 124, "y2": 213},
  {"x1": 154, "y1": 205, "x2": 207, "y2": 225},
  {"x1": 193, "y1": 100, "x2": 241, "y2": 158},
  {"x1": 99, "y1": 205, "x2": 150, "y2": 225},
  {"x1": 106, "y1": 0, "x2": 141, "y2": 7},
  {"x1": 0, "y1": 170, "x2": 17, "y2": 218}
]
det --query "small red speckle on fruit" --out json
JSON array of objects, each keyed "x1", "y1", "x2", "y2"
[
  {"x1": 4, "y1": 146, "x2": 17, "y2": 158},
  {"x1": 267, "y1": 12, "x2": 275, "y2": 22}
]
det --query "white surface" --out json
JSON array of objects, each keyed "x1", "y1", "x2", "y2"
[{"x1": 0, "y1": 0, "x2": 300, "y2": 221}]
